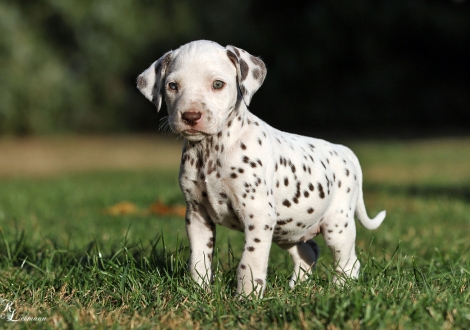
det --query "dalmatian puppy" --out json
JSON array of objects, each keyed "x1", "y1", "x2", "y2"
[{"x1": 137, "y1": 40, "x2": 385, "y2": 297}]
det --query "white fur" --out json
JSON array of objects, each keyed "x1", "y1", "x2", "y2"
[{"x1": 137, "y1": 40, "x2": 385, "y2": 297}]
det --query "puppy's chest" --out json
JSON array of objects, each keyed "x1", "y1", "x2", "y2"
[{"x1": 180, "y1": 153, "x2": 242, "y2": 229}]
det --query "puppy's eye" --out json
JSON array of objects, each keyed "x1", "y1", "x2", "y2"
[
  {"x1": 212, "y1": 80, "x2": 225, "y2": 90},
  {"x1": 168, "y1": 82, "x2": 178, "y2": 91}
]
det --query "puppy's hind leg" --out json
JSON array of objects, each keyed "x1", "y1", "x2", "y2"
[
  {"x1": 322, "y1": 215, "x2": 360, "y2": 284},
  {"x1": 278, "y1": 240, "x2": 320, "y2": 288}
]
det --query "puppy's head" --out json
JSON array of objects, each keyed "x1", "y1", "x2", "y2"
[{"x1": 137, "y1": 40, "x2": 266, "y2": 141}]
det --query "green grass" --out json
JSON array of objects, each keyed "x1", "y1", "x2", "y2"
[{"x1": 1, "y1": 138, "x2": 470, "y2": 329}]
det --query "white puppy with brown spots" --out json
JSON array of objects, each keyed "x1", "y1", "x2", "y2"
[{"x1": 137, "y1": 40, "x2": 385, "y2": 297}]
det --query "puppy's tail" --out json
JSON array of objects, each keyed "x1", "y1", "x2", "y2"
[
  {"x1": 355, "y1": 188, "x2": 386, "y2": 230},
  {"x1": 343, "y1": 145, "x2": 386, "y2": 230}
]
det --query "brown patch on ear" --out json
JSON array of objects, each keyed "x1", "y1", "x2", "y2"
[
  {"x1": 159, "y1": 53, "x2": 172, "y2": 76},
  {"x1": 239, "y1": 59, "x2": 249, "y2": 81},
  {"x1": 252, "y1": 68, "x2": 261, "y2": 80},
  {"x1": 250, "y1": 55, "x2": 265, "y2": 68},
  {"x1": 137, "y1": 76, "x2": 147, "y2": 89},
  {"x1": 233, "y1": 47, "x2": 241, "y2": 57},
  {"x1": 154, "y1": 62, "x2": 162, "y2": 75},
  {"x1": 240, "y1": 84, "x2": 248, "y2": 96},
  {"x1": 227, "y1": 50, "x2": 238, "y2": 67}
]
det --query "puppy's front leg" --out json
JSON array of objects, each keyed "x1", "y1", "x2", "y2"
[
  {"x1": 185, "y1": 205, "x2": 216, "y2": 288},
  {"x1": 236, "y1": 214, "x2": 275, "y2": 298}
]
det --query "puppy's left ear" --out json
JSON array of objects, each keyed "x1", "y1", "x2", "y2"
[
  {"x1": 226, "y1": 45, "x2": 267, "y2": 106},
  {"x1": 136, "y1": 51, "x2": 173, "y2": 112}
]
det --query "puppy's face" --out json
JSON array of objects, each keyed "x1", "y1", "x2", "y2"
[
  {"x1": 137, "y1": 40, "x2": 267, "y2": 142},
  {"x1": 163, "y1": 42, "x2": 238, "y2": 141}
]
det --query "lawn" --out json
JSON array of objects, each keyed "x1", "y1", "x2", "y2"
[{"x1": 0, "y1": 137, "x2": 469, "y2": 329}]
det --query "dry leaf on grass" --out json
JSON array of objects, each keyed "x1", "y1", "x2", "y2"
[
  {"x1": 148, "y1": 201, "x2": 186, "y2": 217},
  {"x1": 103, "y1": 201, "x2": 140, "y2": 215},
  {"x1": 103, "y1": 201, "x2": 186, "y2": 217}
]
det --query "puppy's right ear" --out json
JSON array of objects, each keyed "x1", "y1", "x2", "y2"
[{"x1": 136, "y1": 51, "x2": 172, "y2": 112}]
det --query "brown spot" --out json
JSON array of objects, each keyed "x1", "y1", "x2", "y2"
[
  {"x1": 251, "y1": 55, "x2": 264, "y2": 66},
  {"x1": 240, "y1": 264, "x2": 246, "y2": 269},
  {"x1": 252, "y1": 68, "x2": 261, "y2": 80},
  {"x1": 137, "y1": 76, "x2": 147, "y2": 89},
  {"x1": 240, "y1": 142, "x2": 247, "y2": 150},
  {"x1": 284, "y1": 177, "x2": 289, "y2": 186},
  {"x1": 283, "y1": 200, "x2": 291, "y2": 207},
  {"x1": 345, "y1": 168, "x2": 350, "y2": 176},
  {"x1": 304, "y1": 191, "x2": 310, "y2": 198},
  {"x1": 307, "y1": 208, "x2": 314, "y2": 214},
  {"x1": 318, "y1": 183, "x2": 325, "y2": 199},
  {"x1": 295, "y1": 182, "x2": 301, "y2": 198},
  {"x1": 308, "y1": 183, "x2": 314, "y2": 191},
  {"x1": 247, "y1": 246, "x2": 255, "y2": 252},
  {"x1": 254, "y1": 238, "x2": 261, "y2": 243},
  {"x1": 239, "y1": 59, "x2": 250, "y2": 81},
  {"x1": 226, "y1": 50, "x2": 238, "y2": 66},
  {"x1": 248, "y1": 225, "x2": 255, "y2": 231},
  {"x1": 255, "y1": 278, "x2": 264, "y2": 285},
  {"x1": 230, "y1": 173, "x2": 238, "y2": 179},
  {"x1": 239, "y1": 84, "x2": 247, "y2": 96}
]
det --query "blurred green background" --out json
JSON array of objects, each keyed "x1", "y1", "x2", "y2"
[{"x1": 0, "y1": 0, "x2": 469, "y2": 136}]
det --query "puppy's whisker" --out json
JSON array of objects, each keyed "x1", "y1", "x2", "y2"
[{"x1": 158, "y1": 116, "x2": 175, "y2": 135}]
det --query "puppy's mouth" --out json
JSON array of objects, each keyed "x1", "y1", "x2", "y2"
[
  {"x1": 181, "y1": 129, "x2": 209, "y2": 141},
  {"x1": 183, "y1": 129, "x2": 201, "y2": 134}
]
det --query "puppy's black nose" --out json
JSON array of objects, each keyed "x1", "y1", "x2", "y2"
[{"x1": 182, "y1": 111, "x2": 202, "y2": 126}]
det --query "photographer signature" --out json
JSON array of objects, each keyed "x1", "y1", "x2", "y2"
[{"x1": 0, "y1": 298, "x2": 46, "y2": 322}]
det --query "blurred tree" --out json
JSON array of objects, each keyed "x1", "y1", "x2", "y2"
[
  {"x1": 0, "y1": 0, "x2": 469, "y2": 136},
  {"x1": 0, "y1": 0, "x2": 198, "y2": 134}
]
